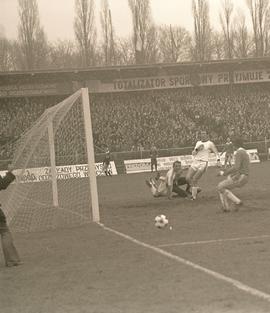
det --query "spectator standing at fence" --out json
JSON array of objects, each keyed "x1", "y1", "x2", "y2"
[
  {"x1": 0, "y1": 165, "x2": 22, "y2": 267},
  {"x1": 103, "y1": 147, "x2": 112, "y2": 176},
  {"x1": 150, "y1": 144, "x2": 158, "y2": 172}
]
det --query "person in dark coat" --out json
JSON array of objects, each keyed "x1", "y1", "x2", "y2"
[{"x1": 0, "y1": 165, "x2": 21, "y2": 267}]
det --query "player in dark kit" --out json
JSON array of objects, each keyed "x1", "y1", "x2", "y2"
[
  {"x1": 0, "y1": 165, "x2": 22, "y2": 267},
  {"x1": 103, "y1": 147, "x2": 112, "y2": 176},
  {"x1": 217, "y1": 137, "x2": 249, "y2": 212},
  {"x1": 220, "y1": 137, "x2": 234, "y2": 168},
  {"x1": 150, "y1": 144, "x2": 158, "y2": 172}
]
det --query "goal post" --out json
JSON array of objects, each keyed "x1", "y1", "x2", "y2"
[
  {"x1": 82, "y1": 88, "x2": 100, "y2": 222},
  {"x1": 2, "y1": 88, "x2": 100, "y2": 232}
]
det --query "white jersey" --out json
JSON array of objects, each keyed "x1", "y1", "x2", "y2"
[
  {"x1": 193, "y1": 140, "x2": 217, "y2": 162},
  {"x1": 155, "y1": 168, "x2": 175, "y2": 195},
  {"x1": 165, "y1": 168, "x2": 175, "y2": 187}
]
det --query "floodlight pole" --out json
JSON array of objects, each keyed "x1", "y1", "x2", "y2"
[{"x1": 81, "y1": 88, "x2": 100, "y2": 222}]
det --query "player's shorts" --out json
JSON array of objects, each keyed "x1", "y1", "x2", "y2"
[
  {"x1": 191, "y1": 160, "x2": 208, "y2": 172},
  {"x1": 151, "y1": 158, "x2": 157, "y2": 165},
  {"x1": 156, "y1": 181, "x2": 168, "y2": 196},
  {"x1": 218, "y1": 174, "x2": 248, "y2": 191}
]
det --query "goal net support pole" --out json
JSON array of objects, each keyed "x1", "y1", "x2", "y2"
[
  {"x1": 48, "y1": 116, "x2": 59, "y2": 207},
  {"x1": 82, "y1": 88, "x2": 100, "y2": 222}
]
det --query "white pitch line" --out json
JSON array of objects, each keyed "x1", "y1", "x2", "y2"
[
  {"x1": 158, "y1": 234, "x2": 270, "y2": 247},
  {"x1": 98, "y1": 223, "x2": 270, "y2": 303}
]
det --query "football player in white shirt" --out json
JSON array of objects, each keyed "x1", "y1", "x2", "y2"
[{"x1": 186, "y1": 131, "x2": 220, "y2": 200}]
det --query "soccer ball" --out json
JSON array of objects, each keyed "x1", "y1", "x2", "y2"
[{"x1": 154, "y1": 214, "x2": 169, "y2": 229}]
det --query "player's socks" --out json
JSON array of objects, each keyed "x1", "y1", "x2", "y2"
[
  {"x1": 219, "y1": 192, "x2": 229, "y2": 211},
  {"x1": 150, "y1": 178, "x2": 158, "y2": 188},
  {"x1": 191, "y1": 186, "x2": 198, "y2": 199},
  {"x1": 151, "y1": 185, "x2": 158, "y2": 195},
  {"x1": 225, "y1": 189, "x2": 241, "y2": 204}
]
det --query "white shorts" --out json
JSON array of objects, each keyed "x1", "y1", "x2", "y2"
[
  {"x1": 156, "y1": 181, "x2": 168, "y2": 196},
  {"x1": 191, "y1": 160, "x2": 208, "y2": 172}
]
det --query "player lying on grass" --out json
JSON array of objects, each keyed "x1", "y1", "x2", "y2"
[
  {"x1": 217, "y1": 137, "x2": 249, "y2": 212},
  {"x1": 186, "y1": 130, "x2": 220, "y2": 200},
  {"x1": 145, "y1": 160, "x2": 191, "y2": 200}
]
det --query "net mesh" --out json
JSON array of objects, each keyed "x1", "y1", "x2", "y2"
[{"x1": 2, "y1": 90, "x2": 93, "y2": 232}]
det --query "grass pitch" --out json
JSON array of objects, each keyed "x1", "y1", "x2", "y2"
[{"x1": 1, "y1": 162, "x2": 270, "y2": 313}]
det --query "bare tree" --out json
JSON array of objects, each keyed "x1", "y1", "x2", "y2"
[
  {"x1": 246, "y1": 0, "x2": 269, "y2": 56},
  {"x1": 191, "y1": 0, "x2": 212, "y2": 61},
  {"x1": 211, "y1": 31, "x2": 225, "y2": 60},
  {"x1": 100, "y1": 0, "x2": 115, "y2": 65},
  {"x1": 128, "y1": 0, "x2": 153, "y2": 64},
  {"x1": 17, "y1": 0, "x2": 48, "y2": 70},
  {"x1": 158, "y1": 25, "x2": 191, "y2": 63},
  {"x1": 49, "y1": 40, "x2": 78, "y2": 69},
  {"x1": 0, "y1": 38, "x2": 13, "y2": 70},
  {"x1": 219, "y1": 0, "x2": 234, "y2": 59},
  {"x1": 265, "y1": 9, "x2": 270, "y2": 55},
  {"x1": 233, "y1": 12, "x2": 252, "y2": 58},
  {"x1": 143, "y1": 24, "x2": 160, "y2": 64},
  {"x1": 74, "y1": 0, "x2": 96, "y2": 67},
  {"x1": 114, "y1": 36, "x2": 134, "y2": 65}
]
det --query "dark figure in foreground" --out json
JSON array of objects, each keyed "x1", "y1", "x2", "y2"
[{"x1": 0, "y1": 166, "x2": 21, "y2": 267}]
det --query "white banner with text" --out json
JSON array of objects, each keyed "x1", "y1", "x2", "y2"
[
  {"x1": 0, "y1": 162, "x2": 117, "y2": 183},
  {"x1": 124, "y1": 149, "x2": 260, "y2": 174}
]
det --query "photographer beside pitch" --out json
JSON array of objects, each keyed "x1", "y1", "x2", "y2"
[
  {"x1": 0, "y1": 164, "x2": 21, "y2": 267},
  {"x1": 217, "y1": 137, "x2": 249, "y2": 212}
]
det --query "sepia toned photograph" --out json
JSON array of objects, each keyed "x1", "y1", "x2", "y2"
[{"x1": 0, "y1": 0, "x2": 270, "y2": 312}]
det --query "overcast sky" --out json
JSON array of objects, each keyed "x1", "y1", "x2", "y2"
[{"x1": 0, "y1": 0, "x2": 251, "y2": 41}]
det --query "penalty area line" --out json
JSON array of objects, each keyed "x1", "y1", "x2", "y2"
[
  {"x1": 158, "y1": 234, "x2": 270, "y2": 248},
  {"x1": 97, "y1": 223, "x2": 270, "y2": 303}
]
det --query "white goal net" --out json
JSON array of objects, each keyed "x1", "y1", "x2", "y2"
[{"x1": 2, "y1": 88, "x2": 99, "y2": 232}]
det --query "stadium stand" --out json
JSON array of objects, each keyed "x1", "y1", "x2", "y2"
[{"x1": 0, "y1": 83, "x2": 270, "y2": 160}]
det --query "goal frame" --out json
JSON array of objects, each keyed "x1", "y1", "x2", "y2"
[{"x1": 48, "y1": 87, "x2": 100, "y2": 222}]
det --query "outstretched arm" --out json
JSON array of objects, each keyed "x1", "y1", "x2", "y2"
[{"x1": 0, "y1": 165, "x2": 16, "y2": 190}]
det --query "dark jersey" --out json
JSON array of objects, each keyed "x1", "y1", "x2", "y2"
[
  {"x1": 224, "y1": 148, "x2": 249, "y2": 176},
  {"x1": 103, "y1": 153, "x2": 111, "y2": 165},
  {"x1": 150, "y1": 147, "x2": 158, "y2": 159},
  {"x1": 223, "y1": 142, "x2": 234, "y2": 154},
  {"x1": 0, "y1": 172, "x2": 15, "y2": 191},
  {"x1": 0, "y1": 171, "x2": 16, "y2": 223}
]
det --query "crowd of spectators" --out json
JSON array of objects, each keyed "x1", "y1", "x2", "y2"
[
  {"x1": 90, "y1": 83, "x2": 270, "y2": 151},
  {"x1": 0, "y1": 83, "x2": 270, "y2": 160}
]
